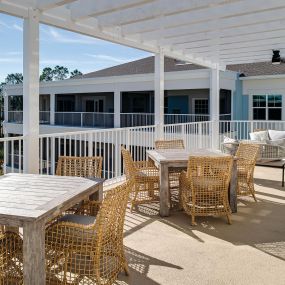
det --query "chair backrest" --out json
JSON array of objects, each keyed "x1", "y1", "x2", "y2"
[
  {"x1": 94, "y1": 180, "x2": 132, "y2": 282},
  {"x1": 155, "y1": 139, "x2": 185, "y2": 150},
  {"x1": 236, "y1": 143, "x2": 260, "y2": 163},
  {"x1": 186, "y1": 156, "x2": 233, "y2": 186},
  {"x1": 121, "y1": 146, "x2": 137, "y2": 179},
  {"x1": 56, "y1": 156, "x2": 102, "y2": 178}
]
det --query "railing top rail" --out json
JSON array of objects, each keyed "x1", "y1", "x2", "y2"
[
  {"x1": 55, "y1": 111, "x2": 114, "y2": 114},
  {"x1": 0, "y1": 136, "x2": 25, "y2": 142}
]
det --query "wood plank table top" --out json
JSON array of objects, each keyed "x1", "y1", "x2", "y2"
[
  {"x1": 0, "y1": 173, "x2": 104, "y2": 226},
  {"x1": 0, "y1": 173, "x2": 104, "y2": 285}
]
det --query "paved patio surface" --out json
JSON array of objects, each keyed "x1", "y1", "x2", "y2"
[{"x1": 116, "y1": 166, "x2": 285, "y2": 285}]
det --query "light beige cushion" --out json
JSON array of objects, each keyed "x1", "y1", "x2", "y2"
[
  {"x1": 249, "y1": 130, "x2": 269, "y2": 142},
  {"x1": 268, "y1": 130, "x2": 285, "y2": 140}
]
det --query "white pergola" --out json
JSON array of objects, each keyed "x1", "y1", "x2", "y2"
[{"x1": 1, "y1": 0, "x2": 285, "y2": 176}]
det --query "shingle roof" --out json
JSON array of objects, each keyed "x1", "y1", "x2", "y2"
[
  {"x1": 227, "y1": 61, "x2": 285, "y2": 77},
  {"x1": 78, "y1": 56, "x2": 204, "y2": 79},
  {"x1": 76, "y1": 56, "x2": 285, "y2": 79}
]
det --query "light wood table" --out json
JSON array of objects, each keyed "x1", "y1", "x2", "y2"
[
  {"x1": 0, "y1": 173, "x2": 104, "y2": 285},
  {"x1": 147, "y1": 149, "x2": 237, "y2": 217}
]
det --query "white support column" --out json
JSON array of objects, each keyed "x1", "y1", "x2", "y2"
[
  {"x1": 114, "y1": 90, "x2": 121, "y2": 128},
  {"x1": 155, "y1": 52, "x2": 164, "y2": 138},
  {"x1": 50, "y1": 93, "x2": 55, "y2": 125},
  {"x1": 23, "y1": 9, "x2": 40, "y2": 174},
  {"x1": 4, "y1": 92, "x2": 8, "y2": 123},
  {"x1": 210, "y1": 67, "x2": 220, "y2": 150}
]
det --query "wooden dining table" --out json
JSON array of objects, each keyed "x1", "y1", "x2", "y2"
[
  {"x1": 0, "y1": 173, "x2": 104, "y2": 285},
  {"x1": 147, "y1": 149, "x2": 237, "y2": 217}
]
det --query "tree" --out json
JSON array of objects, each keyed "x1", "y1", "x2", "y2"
[
  {"x1": 70, "y1": 69, "x2": 83, "y2": 78},
  {"x1": 40, "y1": 67, "x2": 54, "y2": 82},
  {"x1": 5, "y1": 73, "x2": 23, "y2": 85},
  {"x1": 53, "y1": 65, "x2": 69, "y2": 81}
]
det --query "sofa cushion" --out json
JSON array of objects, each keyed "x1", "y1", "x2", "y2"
[
  {"x1": 268, "y1": 130, "x2": 285, "y2": 140},
  {"x1": 223, "y1": 136, "x2": 237, "y2": 143},
  {"x1": 267, "y1": 138, "x2": 285, "y2": 148},
  {"x1": 249, "y1": 130, "x2": 269, "y2": 142}
]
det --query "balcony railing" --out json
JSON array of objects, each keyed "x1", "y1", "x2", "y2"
[
  {"x1": 54, "y1": 112, "x2": 114, "y2": 128},
  {"x1": 2, "y1": 120, "x2": 285, "y2": 183},
  {"x1": 8, "y1": 111, "x2": 50, "y2": 125}
]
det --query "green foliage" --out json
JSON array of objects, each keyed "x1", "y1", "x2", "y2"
[
  {"x1": 5, "y1": 73, "x2": 23, "y2": 84},
  {"x1": 70, "y1": 69, "x2": 83, "y2": 78},
  {"x1": 40, "y1": 67, "x2": 54, "y2": 82},
  {"x1": 53, "y1": 65, "x2": 69, "y2": 81}
]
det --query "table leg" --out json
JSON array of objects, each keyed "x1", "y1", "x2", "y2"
[
  {"x1": 282, "y1": 164, "x2": 285, "y2": 187},
  {"x1": 89, "y1": 183, "x2": 103, "y2": 202},
  {"x1": 229, "y1": 160, "x2": 238, "y2": 213},
  {"x1": 160, "y1": 164, "x2": 170, "y2": 217},
  {"x1": 23, "y1": 221, "x2": 46, "y2": 285}
]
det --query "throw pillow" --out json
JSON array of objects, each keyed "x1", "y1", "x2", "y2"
[
  {"x1": 268, "y1": 130, "x2": 285, "y2": 140},
  {"x1": 249, "y1": 130, "x2": 269, "y2": 142}
]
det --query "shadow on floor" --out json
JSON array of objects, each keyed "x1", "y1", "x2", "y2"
[{"x1": 117, "y1": 247, "x2": 183, "y2": 285}]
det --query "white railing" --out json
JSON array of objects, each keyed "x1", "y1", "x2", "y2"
[
  {"x1": 0, "y1": 135, "x2": 24, "y2": 174},
  {"x1": 120, "y1": 113, "x2": 154, "y2": 127},
  {"x1": 3, "y1": 120, "x2": 285, "y2": 184},
  {"x1": 55, "y1": 112, "x2": 114, "y2": 128},
  {"x1": 164, "y1": 114, "x2": 210, "y2": 124}
]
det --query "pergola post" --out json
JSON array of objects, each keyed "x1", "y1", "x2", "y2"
[
  {"x1": 50, "y1": 93, "x2": 55, "y2": 125},
  {"x1": 114, "y1": 90, "x2": 121, "y2": 128},
  {"x1": 210, "y1": 67, "x2": 220, "y2": 150},
  {"x1": 154, "y1": 52, "x2": 164, "y2": 138},
  {"x1": 23, "y1": 8, "x2": 40, "y2": 174}
]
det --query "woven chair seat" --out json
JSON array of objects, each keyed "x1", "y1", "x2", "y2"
[
  {"x1": 58, "y1": 214, "x2": 96, "y2": 225},
  {"x1": 192, "y1": 177, "x2": 225, "y2": 190},
  {"x1": 137, "y1": 168, "x2": 159, "y2": 178}
]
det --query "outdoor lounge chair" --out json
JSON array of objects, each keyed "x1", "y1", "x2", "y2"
[
  {"x1": 180, "y1": 156, "x2": 233, "y2": 225},
  {"x1": 236, "y1": 143, "x2": 260, "y2": 201},
  {"x1": 155, "y1": 139, "x2": 186, "y2": 207},
  {"x1": 121, "y1": 146, "x2": 160, "y2": 212},
  {"x1": 45, "y1": 181, "x2": 132, "y2": 284}
]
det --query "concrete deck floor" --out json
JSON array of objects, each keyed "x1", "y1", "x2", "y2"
[{"x1": 117, "y1": 166, "x2": 285, "y2": 285}]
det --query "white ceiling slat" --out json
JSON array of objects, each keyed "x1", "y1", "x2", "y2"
[
  {"x1": 140, "y1": 6, "x2": 285, "y2": 41},
  {"x1": 37, "y1": 0, "x2": 76, "y2": 11},
  {"x1": 160, "y1": 20, "x2": 285, "y2": 46},
  {"x1": 69, "y1": 0, "x2": 153, "y2": 21},
  {"x1": 121, "y1": 0, "x2": 285, "y2": 35},
  {"x1": 95, "y1": 0, "x2": 227, "y2": 27}
]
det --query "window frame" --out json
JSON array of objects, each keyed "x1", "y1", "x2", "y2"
[{"x1": 252, "y1": 94, "x2": 283, "y2": 121}]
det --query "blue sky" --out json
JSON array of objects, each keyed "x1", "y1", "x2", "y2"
[{"x1": 0, "y1": 13, "x2": 151, "y2": 82}]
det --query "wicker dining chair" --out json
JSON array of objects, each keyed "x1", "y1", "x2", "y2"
[
  {"x1": 155, "y1": 139, "x2": 185, "y2": 207},
  {"x1": 180, "y1": 156, "x2": 233, "y2": 225},
  {"x1": 121, "y1": 147, "x2": 160, "y2": 212},
  {"x1": 0, "y1": 231, "x2": 23, "y2": 284},
  {"x1": 45, "y1": 181, "x2": 132, "y2": 285},
  {"x1": 56, "y1": 156, "x2": 102, "y2": 178},
  {"x1": 236, "y1": 143, "x2": 260, "y2": 201},
  {"x1": 56, "y1": 156, "x2": 103, "y2": 214}
]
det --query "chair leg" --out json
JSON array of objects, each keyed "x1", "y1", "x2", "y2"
[
  {"x1": 249, "y1": 182, "x2": 257, "y2": 202},
  {"x1": 226, "y1": 213, "x2": 232, "y2": 225},
  {"x1": 191, "y1": 215, "x2": 197, "y2": 226},
  {"x1": 123, "y1": 262, "x2": 130, "y2": 276}
]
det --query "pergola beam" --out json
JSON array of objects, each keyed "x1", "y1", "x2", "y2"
[
  {"x1": 69, "y1": 0, "x2": 153, "y2": 20},
  {"x1": 36, "y1": 0, "x2": 76, "y2": 11}
]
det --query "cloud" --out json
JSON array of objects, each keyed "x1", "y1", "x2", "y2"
[
  {"x1": 85, "y1": 53, "x2": 144, "y2": 64},
  {"x1": 0, "y1": 57, "x2": 22, "y2": 63},
  {"x1": 13, "y1": 24, "x2": 23, "y2": 32},
  {"x1": 42, "y1": 27, "x2": 101, "y2": 45}
]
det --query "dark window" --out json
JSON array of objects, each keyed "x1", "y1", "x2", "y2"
[{"x1": 194, "y1": 99, "x2": 208, "y2": 114}]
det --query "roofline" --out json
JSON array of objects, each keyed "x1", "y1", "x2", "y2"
[
  {"x1": 4, "y1": 68, "x2": 238, "y2": 92},
  {"x1": 240, "y1": 74, "x2": 285, "y2": 80}
]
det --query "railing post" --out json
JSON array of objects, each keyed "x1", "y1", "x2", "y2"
[
  {"x1": 198, "y1": 123, "x2": 202, "y2": 148},
  {"x1": 114, "y1": 90, "x2": 121, "y2": 128},
  {"x1": 81, "y1": 113, "x2": 83, "y2": 127},
  {"x1": 51, "y1": 137, "x2": 55, "y2": 175},
  {"x1": 88, "y1": 133, "x2": 93, "y2": 157},
  {"x1": 211, "y1": 120, "x2": 220, "y2": 150}
]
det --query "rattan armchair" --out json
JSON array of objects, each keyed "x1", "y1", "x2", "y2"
[
  {"x1": 45, "y1": 181, "x2": 132, "y2": 285},
  {"x1": 155, "y1": 139, "x2": 185, "y2": 207},
  {"x1": 236, "y1": 143, "x2": 260, "y2": 201},
  {"x1": 0, "y1": 231, "x2": 23, "y2": 284},
  {"x1": 180, "y1": 156, "x2": 233, "y2": 225},
  {"x1": 121, "y1": 147, "x2": 160, "y2": 212},
  {"x1": 56, "y1": 156, "x2": 103, "y2": 214}
]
